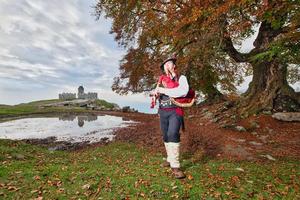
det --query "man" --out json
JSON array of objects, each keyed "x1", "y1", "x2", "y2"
[{"x1": 154, "y1": 56, "x2": 189, "y2": 179}]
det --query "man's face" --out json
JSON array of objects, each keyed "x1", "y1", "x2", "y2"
[{"x1": 163, "y1": 61, "x2": 175, "y2": 73}]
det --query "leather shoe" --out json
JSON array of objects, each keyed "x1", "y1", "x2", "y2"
[{"x1": 171, "y1": 168, "x2": 186, "y2": 179}]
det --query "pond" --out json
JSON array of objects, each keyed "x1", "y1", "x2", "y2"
[{"x1": 0, "y1": 114, "x2": 135, "y2": 143}]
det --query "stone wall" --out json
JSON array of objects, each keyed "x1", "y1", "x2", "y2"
[
  {"x1": 59, "y1": 93, "x2": 76, "y2": 100},
  {"x1": 78, "y1": 92, "x2": 98, "y2": 100}
]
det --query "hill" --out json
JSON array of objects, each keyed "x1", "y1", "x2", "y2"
[{"x1": 0, "y1": 98, "x2": 121, "y2": 119}]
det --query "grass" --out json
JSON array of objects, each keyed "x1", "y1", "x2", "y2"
[
  {"x1": 0, "y1": 139, "x2": 299, "y2": 199},
  {"x1": 95, "y1": 99, "x2": 116, "y2": 109},
  {"x1": 0, "y1": 99, "x2": 117, "y2": 118},
  {"x1": 0, "y1": 103, "x2": 87, "y2": 117}
]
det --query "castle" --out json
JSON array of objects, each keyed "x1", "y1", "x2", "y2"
[{"x1": 59, "y1": 86, "x2": 98, "y2": 100}]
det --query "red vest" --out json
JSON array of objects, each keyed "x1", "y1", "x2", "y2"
[
  {"x1": 158, "y1": 75, "x2": 179, "y2": 89},
  {"x1": 158, "y1": 75, "x2": 184, "y2": 116}
]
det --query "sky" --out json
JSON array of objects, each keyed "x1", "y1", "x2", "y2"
[
  {"x1": 0, "y1": 0, "x2": 153, "y2": 113},
  {"x1": 0, "y1": 0, "x2": 299, "y2": 114}
]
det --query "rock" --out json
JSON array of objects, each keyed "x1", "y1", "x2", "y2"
[
  {"x1": 211, "y1": 117, "x2": 221, "y2": 123},
  {"x1": 221, "y1": 123, "x2": 236, "y2": 129},
  {"x1": 250, "y1": 121, "x2": 260, "y2": 129},
  {"x1": 262, "y1": 110, "x2": 272, "y2": 115},
  {"x1": 201, "y1": 108, "x2": 209, "y2": 113},
  {"x1": 231, "y1": 138, "x2": 246, "y2": 143},
  {"x1": 259, "y1": 135, "x2": 269, "y2": 143},
  {"x1": 230, "y1": 115, "x2": 237, "y2": 120},
  {"x1": 249, "y1": 141, "x2": 263, "y2": 146},
  {"x1": 265, "y1": 127, "x2": 274, "y2": 134},
  {"x1": 235, "y1": 126, "x2": 246, "y2": 132},
  {"x1": 260, "y1": 154, "x2": 276, "y2": 161},
  {"x1": 122, "y1": 106, "x2": 131, "y2": 112},
  {"x1": 203, "y1": 112, "x2": 214, "y2": 119},
  {"x1": 250, "y1": 131, "x2": 258, "y2": 135},
  {"x1": 272, "y1": 112, "x2": 300, "y2": 122},
  {"x1": 100, "y1": 137, "x2": 109, "y2": 143},
  {"x1": 122, "y1": 106, "x2": 137, "y2": 113},
  {"x1": 112, "y1": 103, "x2": 120, "y2": 110}
]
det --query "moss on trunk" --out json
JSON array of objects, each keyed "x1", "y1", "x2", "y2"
[{"x1": 239, "y1": 60, "x2": 300, "y2": 114}]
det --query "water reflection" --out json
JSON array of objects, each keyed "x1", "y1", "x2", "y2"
[
  {"x1": 0, "y1": 114, "x2": 135, "y2": 143},
  {"x1": 58, "y1": 115, "x2": 98, "y2": 127}
]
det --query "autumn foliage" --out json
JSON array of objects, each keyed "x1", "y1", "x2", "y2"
[{"x1": 95, "y1": 0, "x2": 300, "y2": 113}]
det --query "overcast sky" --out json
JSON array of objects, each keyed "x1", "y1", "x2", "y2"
[
  {"x1": 0, "y1": 0, "x2": 153, "y2": 112},
  {"x1": 0, "y1": 0, "x2": 299, "y2": 113}
]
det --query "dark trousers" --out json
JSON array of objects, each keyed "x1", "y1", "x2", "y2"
[{"x1": 158, "y1": 109, "x2": 183, "y2": 143}]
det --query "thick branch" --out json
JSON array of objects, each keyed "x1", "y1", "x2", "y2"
[
  {"x1": 222, "y1": 35, "x2": 248, "y2": 62},
  {"x1": 253, "y1": 21, "x2": 283, "y2": 49},
  {"x1": 220, "y1": 18, "x2": 250, "y2": 63}
]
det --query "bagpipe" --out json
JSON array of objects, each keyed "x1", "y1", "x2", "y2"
[{"x1": 150, "y1": 74, "x2": 195, "y2": 108}]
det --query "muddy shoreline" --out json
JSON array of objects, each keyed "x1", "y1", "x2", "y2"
[{"x1": 0, "y1": 111, "x2": 152, "y2": 151}]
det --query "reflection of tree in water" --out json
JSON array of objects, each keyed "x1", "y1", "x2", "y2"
[{"x1": 58, "y1": 115, "x2": 98, "y2": 127}]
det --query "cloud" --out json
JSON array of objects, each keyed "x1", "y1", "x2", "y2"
[{"x1": 0, "y1": 0, "x2": 155, "y2": 113}]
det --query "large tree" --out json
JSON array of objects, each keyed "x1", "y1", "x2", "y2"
[{"x1": 95, "y1": 0, "x2": 300, "y2": 113}]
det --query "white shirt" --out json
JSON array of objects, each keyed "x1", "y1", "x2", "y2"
[{"x1": 158, "y1": 75, "x2": 189, "y2": 98}]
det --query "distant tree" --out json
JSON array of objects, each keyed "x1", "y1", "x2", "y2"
[{"x1": 95, "y1": 0, "x2": 300, "y2": 113}]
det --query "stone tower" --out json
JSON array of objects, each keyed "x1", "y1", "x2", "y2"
[{"x1": 78, "y1": 86, "x2": 84, "y2": 99}]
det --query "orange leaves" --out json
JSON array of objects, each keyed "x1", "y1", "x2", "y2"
[
  {"x1": 134, "y1": 178, "x2": 150, "y2": 188},
  {"x1": 105, "y1": 177, "x2": 112, "y2": 191},
  {"x1": 95, "y1": 0, "x2": 300, "y2": 97},
  {"x1": 187, "y1": 174, "x2": 194, "y2": 180}
]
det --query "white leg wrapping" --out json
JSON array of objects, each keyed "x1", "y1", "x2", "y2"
[
  {"x1": 168, "y1": 142, "x2": 180, "y2": 168},
  {"x1": 164, "y1": 142, "x2": 171, "y2": 163}
]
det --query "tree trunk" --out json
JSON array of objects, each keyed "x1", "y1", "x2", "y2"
[{"x1": 240, "y1": 60, "x2": 300, "y2": 114}]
